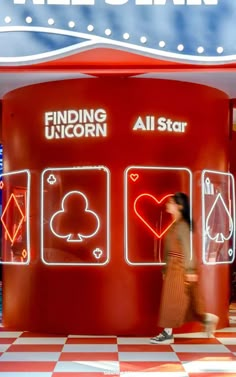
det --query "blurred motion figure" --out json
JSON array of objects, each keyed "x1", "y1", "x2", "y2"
[{"x1": 150, "y1": 192, "x2": 219, "y2": 344}]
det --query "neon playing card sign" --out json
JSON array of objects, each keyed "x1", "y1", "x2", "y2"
[
  {"x1": 2, "y1": 0, "x2": 236, "y2": 66},
  {"x1": 202, "y1": 170, "x2": 236, "y2": 265},
  {"x1": 124, "y1": 165, "x2": 193, "y2": 266},
  {"x1": 0, "y1": 170, "x2": 31, "y2": 265},
  {"x1": 41, "y1": 166, "x2": 110, "y2": 266}
]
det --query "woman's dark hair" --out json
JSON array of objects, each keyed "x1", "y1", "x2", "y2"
[{"x1": 172, "y1": 192, "x2": 194, "y2": 231}]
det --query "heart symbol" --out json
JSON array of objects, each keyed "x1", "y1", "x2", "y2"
[
  {"x1": 130, "y1": 174, "x2": 139, "y2": 182},
  {"x1": 134, "y1": 193, "x2": 175, "y2": 238}
]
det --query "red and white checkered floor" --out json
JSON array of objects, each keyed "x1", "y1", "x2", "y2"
[{"x1": 0, "y1": 307, "x2": 236, "y2": 376}]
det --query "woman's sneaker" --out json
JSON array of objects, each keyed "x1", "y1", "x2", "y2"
[
  {"x1": 150, "y1": 330, "x2": 174, "y2": 344},
  {"x1": 204, "y1": 313, "x2": 219, "y2": 337}
]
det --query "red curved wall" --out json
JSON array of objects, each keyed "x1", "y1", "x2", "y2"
[{"x1": 1, "y1": 78, "x2": 230, "y2": 335}]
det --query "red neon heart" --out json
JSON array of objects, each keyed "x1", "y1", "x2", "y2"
[
  {"x1": 134, "y1": 193, "x2": 175, "y2": 238},
  {"x1": 130, "y1": 174, "x2": 139, "y2": 182}
]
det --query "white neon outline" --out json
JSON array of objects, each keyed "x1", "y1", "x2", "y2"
[
  {"x1": 201, "y1": 170, "x2": 235, "y2": 265},
  {"x1": 41, "y1": 166, "x2": 110, "y2": 266},
  {"x1": 124, "y1": 166, "x2": 193, "y2": 266},
  {"x1": 49, "y1": 190, "x2": 100, "y2": 242},
  {"x1": 0, "y1": 170, "x2": 31, "y2": 265},
  {"x1": 1, "y1": 26, "x2": 236, "y2": 65}
]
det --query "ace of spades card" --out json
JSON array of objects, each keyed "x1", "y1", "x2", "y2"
[
  {"x1": 41, "y1": 166, "x2": 110, "y2": 266},
  {"x1": 202, "y1": 170, "x2": 235, "y2": 265}
]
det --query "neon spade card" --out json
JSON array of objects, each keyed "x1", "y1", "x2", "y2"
[{"x1": 201, "y1": 170, "x2": 235, "y2": 265}]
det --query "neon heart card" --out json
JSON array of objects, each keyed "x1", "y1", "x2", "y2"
[{"x1": 124, "y1": 166, "x2": 192, "y2": 265}]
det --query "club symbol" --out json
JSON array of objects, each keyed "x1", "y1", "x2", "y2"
[
  {"x1": 47, "y1": 174, "x2": 56, "y2": 185},
  {"x1": 50, "y1": 191, "x2": 100, "y2": 242},
  {"x1": 93, "y1": 248, "x2": 103, "y2": 259}
]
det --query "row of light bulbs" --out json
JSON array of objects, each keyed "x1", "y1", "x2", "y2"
[{"x1": 3, "y1": 16, "x2": 224, "y2": 54}]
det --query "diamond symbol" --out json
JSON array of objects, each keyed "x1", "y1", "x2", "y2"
[
  {"x1": 22, "y1": 249, "x2": 27, "y2": 259},
  {"x1": 1, "y1": 193, "x2": 25, "y2": 243}
]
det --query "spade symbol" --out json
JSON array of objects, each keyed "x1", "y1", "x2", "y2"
[{"x1": 206, "y1": 193, "x2": 233, "y2": 243}]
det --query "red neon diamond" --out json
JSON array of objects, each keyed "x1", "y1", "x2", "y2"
[{"x1": 1, "y1": 193, "x2": 25, "y2": 243}]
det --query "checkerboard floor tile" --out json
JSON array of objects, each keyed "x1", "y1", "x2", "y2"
[{"x1": 0, "y1": 308, "x2": 236, "y2": 376}]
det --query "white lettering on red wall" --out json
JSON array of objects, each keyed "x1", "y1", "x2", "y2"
[
  {"x1": 44, "y1": 109, "x2": 107, "y2": 139},
  {"x1": 133, "y1": 115, "x2": 188, "y2": 133}
]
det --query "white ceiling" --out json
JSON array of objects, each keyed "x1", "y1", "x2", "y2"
[{"x1": 1, "y1": 70, "x2": 236, "y2": 99}]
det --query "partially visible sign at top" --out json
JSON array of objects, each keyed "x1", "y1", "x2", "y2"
[
  {"x1": 1, "y1": 0, "x2": 235, "y2": 66},
  {"x1": 12, "y1": 1, "x2": 218, "y2": 4}
]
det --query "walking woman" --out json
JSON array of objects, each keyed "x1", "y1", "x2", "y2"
[{"x1": 150, "y1": 192, "x2": 218, "y2": 344}]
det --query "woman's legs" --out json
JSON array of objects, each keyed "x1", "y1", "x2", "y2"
[{"x1": 188, "y1": 282, "x2": 219, "y2": 336}]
